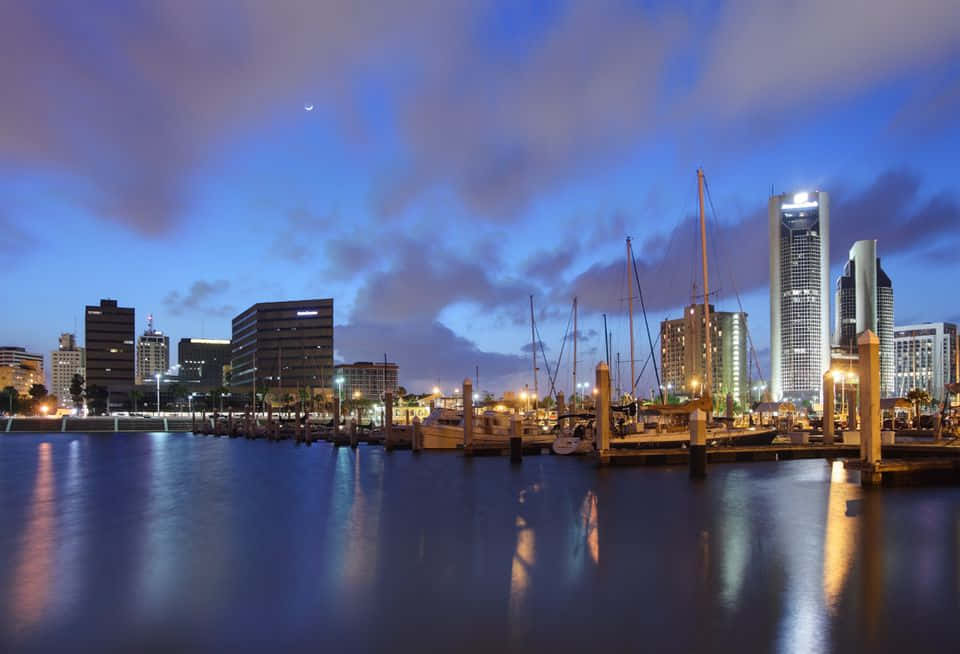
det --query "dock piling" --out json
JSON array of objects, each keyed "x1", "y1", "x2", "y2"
[
  {"x1": 689, "y1": 408, "x2": 707, "y2": 479},
  {"x1": 510, "y1": 416, "x2": 522, "y2": 463},
  {"x1": 412, "y1": 416, "x2": 422, "y2": 452},
  {"x1": 349, "y1": 419, "x2": 358, "y2": 448},
  {"x1": 384, "y1": 391, "x2": 394, "y2": 450},
  {"x1": 595, "y1": 362, "x2": 611, "y2": 453},
  {"x1": 859, "y1": 330, "x2": 882, "y2": 484},
  {"x1": 463, "y1": 378, "x2": 473, "y2": 448}
]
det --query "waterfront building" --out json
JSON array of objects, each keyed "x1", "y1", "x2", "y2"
[
  {"x1": 659, "y1": 304, "x2": 748, "y2": 406},
  {"x1": 334, "y1": 361, "x2": 399, "y2": 401},
  {"x1": 769, "y1": 190, "x2": 831, "y2": 404},
  {"x1": 894, "y1": 322, "x2": 958, "y2": 402},
  {"x1": 178, "y1": 338, "x2": 231, "y2": 390},
  {"x1": 0, "y1": 348, "x2": 44, "y2": 397},
  {"x1": 230, "y1": 299, "x2": 334, "y2": 398},
  {"x1": 833, "y1": 239, "x2": 894, "y2": 396},
  {"x1": 135, "y1": 315, "x2": 169, "y2": 384},
  {"x1": 51, "y1": 333, "x2": 85, "y2": 408},
  {"x1": 85, "y1": 299, "x2": 135, "y2": 398}
]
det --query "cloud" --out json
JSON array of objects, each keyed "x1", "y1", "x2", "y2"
[
  {"x1": 336, "y1": 320, "x2": 529, "y2": 393},
  {"x1": 163, "y1": 279, "x2": 234, "y2": 317},
  {"x1": 558, "y1": 168, "x2": 960, "y2": 317}
]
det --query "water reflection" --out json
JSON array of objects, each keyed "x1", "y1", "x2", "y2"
[
  {"x1": 11, "y1": 442, "x2": 55, "y2": 631},
  {"x1": 822, "y1": 460, "x2": 860, "y2": 612},
  {"x1": 718, "y1": 470, "x2": 750, "y2": 610},
  {"x1": 509, "y1": 516, "x2": 535, "y2": 621}
]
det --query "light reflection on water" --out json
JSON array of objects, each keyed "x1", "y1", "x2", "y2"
[{"x1": 1, "y1": 434, "x2": 960, "y2": 652}]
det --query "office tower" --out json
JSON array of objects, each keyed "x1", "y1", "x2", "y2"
[
  {"x1": 0, "y1": 346, "x2": 44, "y2": 396},
  {"x1": 136, "y1": 314, "x2": 170, "y2": 384},
  {"x1": 834, "y1": 240, "x2": 894, "y2": 395},
  {"x1": 659, "y1": 304, "x2": 748, "y2": 406},
  {"x1": 51, "y1": 333, "x2": 85, "y2": 408},
  {"x1": 230, "y1": 299, "x2": 334, "y2": 397},
  {"x1": 85, "y1": 299, "x2": 135, "y2": 398},
  {"x1": 179, "y1": 337, "x2": 231, "y2": 389},
  {"x1": 769, "y1": 190, "x2": 830, "y2": 403},
  {"x1": 334, "y1": 361, "x2": 399, "y2": 400},
  {"x1": 894, "y1": 322, "x2": 958, "y2": 402}
]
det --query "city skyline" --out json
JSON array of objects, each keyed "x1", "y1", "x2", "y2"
[{"x1": 2, "y1": 2, "x2": 959, "y2": 394}]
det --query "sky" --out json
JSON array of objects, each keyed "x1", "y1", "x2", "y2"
[{"x1": 2, "y1": 0, "x2": 959, "y2": 395}]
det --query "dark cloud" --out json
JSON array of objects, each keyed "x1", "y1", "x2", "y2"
[
  {"x1": 559, "y1": 169, "x2": 960, "y2": 317},
  {"x1": 336, "y1": 320, "x2": 529, "y2": 393},
  {"x1": 163, "y1": 280, "x2": 234, "y2": 317}
]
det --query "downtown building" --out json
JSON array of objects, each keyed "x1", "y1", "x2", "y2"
[
  {"x1": 178, "y1": 338, "x2": 231, "y2": 390},
  {"x1": 0, "y1": 346, "x2": 44, "y2": 397},
  {"x1": 833, "y1": 240, "x2": 894, "y2": 396},
  {"x1": 136, "y1": 315, "x2": 170, "y2": 384},
  {"x1": 50, "y1": 333, "x2": 85, "y2": 408},
  {"x1": 334, "y1": 361, "x2": 399, "y2": 401},
  {"x1": 85, "y1": 299, "x2": 135, "y2": 399},
  {"x1": 894, "y1": 322, "x2": 958, "y2": 402},
  {"x1": 660, "y1": 304, "x2": 748, "y2": 406},
  {"x1": 769, "y1": 191, "x2": 831, "y2": 404},
  {"x1": 230, "y1": 299, "x2": 334, "y2": 399}
]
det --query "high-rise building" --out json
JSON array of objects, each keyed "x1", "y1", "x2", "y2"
[
  {"x1": 136, "y1": 314, "x2": 170, "y2": 384},
  {"x1": 334, "y1": 361, "x2": 399, "y2": 400},
  {"x1": 51, "y1": 333, "x2": 85, "y2": 408},
  {"x1": 178, "y1": 338, "x2": 231, "y2": 389},
  {"x1": 85, "y1": 299, "x2": 135, "y2": 397},
  {"x1": 230, "y1": 299, "x2": 334, "y2": 398},
  {"x1": 894, "y1": 322, "x2": 958, "y2": 402},
  {"x1": 769, "y1": 190, "x2": 830, "y2": 404},
  {"x1": 659, "y1": 304, "x2": 748, "y2": 406},
  {"x1": 0, "y1": 346, "x2": 44, "y2": 397},
  {"x1": 833, "y1": 240, "x2": 894, "y2": 396}
]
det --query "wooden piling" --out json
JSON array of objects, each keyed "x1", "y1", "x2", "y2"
[
  {"x1": 349, "y1": 419, "x2": 358, "y2": 448},
  {"x1": 412, "y1": 416, "x2": 422, "y2": 452},
  {"x1": 595, "y1": 363, "x2": 611, "y2": 453},
  {"x1": 689, "y1": 408, "x2": 707, "y2": 479},
  {"x1": 858, "y1": 330, "x2": 881, "y2": 484},
  {"x1": 510, "y1": 415, "x2": 522, "y2": 463},
  {"x1": 823, "y1": 371, "x2": 835, "y2": 445},
  {"x1": 384, "y1": 391, "x2": 394, "y2": 450},
  {"x1": 463, "y1": 378, "x2": 473, "y2": 448}
]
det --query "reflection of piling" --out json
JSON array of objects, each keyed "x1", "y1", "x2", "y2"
[
  {"x1": 384, "y1": 391, "x2": 394, "y2": 450},
  {"x1": 858, "y1": 330, "x2": 881, "y2": 484},
  {"x1": 595, "y1": 363, "x2": 611, "y2": 453},
  {"x1": 412, "y1": 416, "x2": 423, "y2": 452},
  {"x1": 510, "y1": 415, "x2": 522, "y2": 463},
  {"x1": 823, "y1": 372, "x2": 835, "y2": 445},
  {"x1": 463, "y1": 378, "x2": 473, "y2": 448},
  {"x1": 689, "y1": 408, "x2": 707, "y2": 479}
]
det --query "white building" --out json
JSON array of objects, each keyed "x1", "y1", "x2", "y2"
[
  {"x1": 769, "y1": 190, "x2": 830, "y2": 404},
  {"x1": 51, "y1": 333, "x2": 85, "y2": 408},
  {"x1": 894, "y1": 323, "x2": 958, "y2": 402},
  {"x1": 136, "y1": 315, "x2": 170, "y2": 384}
]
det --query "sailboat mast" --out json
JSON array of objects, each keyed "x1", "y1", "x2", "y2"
[
  {"x1": 698, "y1": 168, "x2": 712, "y2": 403},
  {"x1": 573, "y1": 296, "x2": 578, "y2": 409},
  {"x1": 627, "y1": 237, "x2": 636, "y2": 398},
  {"x1": 529, "y1": 295, "x2": 538, "y2": 409}
]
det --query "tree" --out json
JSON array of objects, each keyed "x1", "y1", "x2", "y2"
[
  {"x1": 70, "y1": 374, "x2": 85, "y2": 413},
  {"x1": 129, "y1": 389, "x2": 143, "y2": 413},
  {"x1": 168, "y1": 382, "x2": 189, "y2": 411},
  {"x1": 29, "y1": 383, "x2": 48, "y2": 402},
  {"x1": 539, "y1": 395, "x2": 556, "y2": 410},
  {"x1": 398, "y1": 386, "x2": 408, "y2": 398},
  {"x1": 907, "y1": 388, "x2": 931, "y2": 423},
  {"x1": 1, "y1": 386, "x2": 19, "y2": 415},
  {"x1": 86, "y1": 384, "x2": 109, "y2": 415}
]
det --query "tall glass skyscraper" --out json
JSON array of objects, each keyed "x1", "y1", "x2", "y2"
[
  {"x1": 769, "y1": 191, "x2": 831, "y2": 404},
  {"x1": 834, "y1": 240, "x2": 894, "y2": 396}
]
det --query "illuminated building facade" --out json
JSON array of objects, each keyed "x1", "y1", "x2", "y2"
[
  {"x1": 136, "y1": 315, "x2": 170, "y2": 384},
  {"x1": 834, "y1": 239, "x2": 894, "y2": 396},
  {"x1": 894, "y1": 322, "x2": 958, "y2": 402},
  {"x1": 660, "y1": 304, "x2": 748, "y2": 406},
  {"x1": 769, "y1": 190, "x2": 830, "y2": 404},
  {"x1": 0, "y1": 346, "x2": 44, "y2": 397},
  {"x1": 231, "y1": 299, "x2": 334, "y2": 395},
  {"x1": 51, "y1": 333, "x2": 85, "y2": 408},
  {"x1": 334, "y1": 361, "x2": 399, "y2": 400}
]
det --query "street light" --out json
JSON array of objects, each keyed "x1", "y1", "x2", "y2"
[
  {"x1": 188, "y1": 392, "x2": 195, "y2": 414},
  {"x1": 335, "y1": 376, "x2": 345, "y2": 403},
  {"x1": 155, "y1": 373, "x2": 161, "y2": 417}
]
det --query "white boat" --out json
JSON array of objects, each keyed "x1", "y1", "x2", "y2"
[{"x1": 420, "y1": 408, "x2": 550, "y2": 450}]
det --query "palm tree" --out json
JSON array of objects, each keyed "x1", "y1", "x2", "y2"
[
  {"x1": 2, "y1": 386, "x2": 18, "y2": 415},
  {"x1": 906, "y1": 388, "x2": 931, "y2": 425}
]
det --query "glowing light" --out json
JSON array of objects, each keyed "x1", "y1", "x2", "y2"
[
  {"x1": 189, "y1": 338, "x2": 230, "y2": 345},
  {"x1": 793, "y1": 192, "x2": 809, "y2": 204},
  {"x1": 296, "y1": 310, "x2": 318, "y2": 316}
]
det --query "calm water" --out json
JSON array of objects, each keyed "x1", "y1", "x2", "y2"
[{"x1": 1, "y1": 433, "x2": 959, "y2": 652}]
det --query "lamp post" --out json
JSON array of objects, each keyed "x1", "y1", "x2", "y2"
[
  {"x1": 335, "y1": 376, "x2": 345, "y2": 404},
  {"x1": 188, "y1": 392, "x2": 195, "y2": 415},
  {"x1": 155, "y1": 373, "x2": 161, "y2": 417}
]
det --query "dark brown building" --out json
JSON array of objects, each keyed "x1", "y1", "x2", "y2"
[
  {"x1": 85, "y1": 299, "x2": 135, "y2": 397},
  {"x1": 231, "y1": 299, "x2": 333, "y2": 398}
]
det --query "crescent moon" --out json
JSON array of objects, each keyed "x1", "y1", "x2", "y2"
[{"x1": 304, "y1": 103, "x2": 314, "y2": 111}]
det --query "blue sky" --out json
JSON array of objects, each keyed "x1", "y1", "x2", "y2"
[{"x1": 2, "y1": 0, "x2": 959, "y2": 394}]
